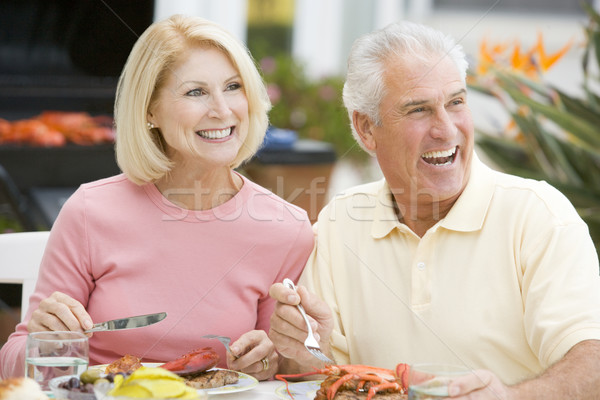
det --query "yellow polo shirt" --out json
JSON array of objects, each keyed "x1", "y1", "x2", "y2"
[{"x1": 300, "y1": 155, "x2": 600, "y2": 384}]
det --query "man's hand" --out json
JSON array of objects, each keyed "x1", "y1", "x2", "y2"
[
  {"x1": 269, "y1": 282, "x2": 334, "y2": 371},
  {"x1": 447, "y1": 369, "x2": 513, "y2": 399}
]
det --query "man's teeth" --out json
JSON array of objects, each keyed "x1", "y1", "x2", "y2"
[
  {"x1": 197, "y1": 127, "x2": 232, "y2": 139},
  {"x1": 421, "y1": 147, "x2": 456, "y2": 165}
]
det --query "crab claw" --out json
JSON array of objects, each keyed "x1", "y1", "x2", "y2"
[{"x1": 160, "y1": 347, "x2": 220, "y2": 375}]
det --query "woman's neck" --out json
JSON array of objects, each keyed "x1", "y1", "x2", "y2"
[{"x1": 155, "y1": 167, "x2": 243, "y2": 211}]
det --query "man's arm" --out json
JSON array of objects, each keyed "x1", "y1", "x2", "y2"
[{"x1": 450, "y1": 339, "x2": 600, "y2": 399}]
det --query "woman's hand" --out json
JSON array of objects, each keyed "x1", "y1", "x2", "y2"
[
  {"x1": 27, "y1": 291, "x2": 93, "y2": 334},
  {"x1": 227, "y1": 330, "x2": 278, "y2": 381}
]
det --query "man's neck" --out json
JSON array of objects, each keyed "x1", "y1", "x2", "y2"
[{"x1": 393, "y1": 193, "x2": 456, "y2": 237}]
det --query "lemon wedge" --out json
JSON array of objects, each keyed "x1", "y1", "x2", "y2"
[
  {"x1": 129, "y1": 366, "x2": 183, "y2": 381},
  {"x1": 106, "y1": 366, "x2": 201, "y2": 399},
  {"x1": 136, "y1": 379, "x2": 186, "y2": 398},
  {"x1": 112, "y1": 373, "x2": 125, "y2": 390},
  {"x1": 109, "y1": 383, "x2": 153, "y2": 398}
]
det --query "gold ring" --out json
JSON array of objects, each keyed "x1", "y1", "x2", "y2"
[{"x1": 261, "y1": 357, "x2": 269, "y2": 371}]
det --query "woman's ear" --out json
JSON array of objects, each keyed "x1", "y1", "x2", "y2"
[
  {"x1": 146, "y1": 111, "x2": 155, "y2": 126},
  {"x1": 352, "y1": 111, "x2": 377, "y2": 151}
]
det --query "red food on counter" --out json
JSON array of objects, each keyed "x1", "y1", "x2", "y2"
[{"x1": 0, "y1": 112, "x2": 114, "y2": 146}]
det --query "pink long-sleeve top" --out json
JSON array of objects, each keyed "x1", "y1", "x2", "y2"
[{"x1": 0, "y1": 174, "x2": 314, "y2": 378}]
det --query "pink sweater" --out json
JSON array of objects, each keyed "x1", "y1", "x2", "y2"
[{"x1": 0, "y1": 174, "x2": 313, "y2": 378}]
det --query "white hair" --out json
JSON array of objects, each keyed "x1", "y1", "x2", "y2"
[{"x1": 342, "y1": 21, "x2": 468, "y2": 154}]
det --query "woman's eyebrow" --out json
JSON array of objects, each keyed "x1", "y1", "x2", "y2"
[{"x1": 177, "y1": 75, "x2": 241, "y2": 90}]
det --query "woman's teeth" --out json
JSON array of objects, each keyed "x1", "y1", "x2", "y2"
[
  {"x1": 197, "y1": 127, "x2": 232, "y2": 139},
  {"x1": 421, "y1": 147, "x2": 457, "y2": 166}
]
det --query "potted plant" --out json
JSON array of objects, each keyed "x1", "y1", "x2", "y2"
[{"x1": 468, "y1": 3, "x2": 600, "y2": 256}]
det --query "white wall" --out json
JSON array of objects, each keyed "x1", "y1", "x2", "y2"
[{"x1": 153, "y1": 0, "x2": 248, "y2": 42}]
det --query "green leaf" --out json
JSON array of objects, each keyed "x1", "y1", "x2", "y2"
[
  {"x1": 555, "y1": 89, "x2": 600, "y2": 127},
  {"x1": 581, "y1": 1, "x2": 600, "y2": 26},
  {"x1": 501, "y1": 83, "x2": 600, "y2": 151}
]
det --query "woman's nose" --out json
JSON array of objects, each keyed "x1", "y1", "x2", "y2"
[{"x1": 207, "y1": 92, "x2": 232, "y2": 119}]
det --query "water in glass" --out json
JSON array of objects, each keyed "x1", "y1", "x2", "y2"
[{"x1": 25, "y1": 331, "x2": 89, "y2": 391}]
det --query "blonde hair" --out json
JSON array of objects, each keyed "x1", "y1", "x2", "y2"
[{"x1": 115, "y1": 14, "x2": 271, "y2": 184}]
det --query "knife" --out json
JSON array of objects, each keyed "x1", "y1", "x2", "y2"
[{"x1": 85, "y1": 312, "x2": 167, "y2": 333}]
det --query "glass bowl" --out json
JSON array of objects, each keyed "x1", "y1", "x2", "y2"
[{"x1": 49, "y1": 375, "x2": 97, "y2": 400}]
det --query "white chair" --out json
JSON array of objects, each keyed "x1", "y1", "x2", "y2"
[{"x1": 0, "y1": 231, "x2": 50, "y2": 320}]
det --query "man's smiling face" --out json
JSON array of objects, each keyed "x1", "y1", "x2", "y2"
[{"x1": 365, "y1": 53, "x2": 474, "y2": 209}]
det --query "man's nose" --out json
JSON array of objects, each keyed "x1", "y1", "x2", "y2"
[{"x1": 431, "y1": 108, "x2": 458, "y2": 139}]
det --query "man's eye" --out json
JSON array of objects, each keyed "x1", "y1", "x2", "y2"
[{"x1": 410, "y1": 107, "x2": 425, "y2": 113}]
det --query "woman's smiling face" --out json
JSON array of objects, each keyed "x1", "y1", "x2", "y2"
[{"x1": 148, "y1": 45, "x2": 249, "y2": 169}]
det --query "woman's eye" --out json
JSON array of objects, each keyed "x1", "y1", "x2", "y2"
[
  {"x1": 186, "y1": 88, "x2": 206, "y2": 96},
  {"x1": 226, "y1": 82, "x2": 242, "y2": 91}
]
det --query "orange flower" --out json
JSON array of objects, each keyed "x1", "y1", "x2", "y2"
[
  {"x1": 534, "y1": 31, "x2": 573, "y2": 72},
  {"x1": 510, "y1": 41, "x2": 537, "y2": 77},
  {"x1": 476, "y1": 33, "x2": 572, "y2": 79},
  {"x1": 477, "y1": 38, "x2": 496, "y2": 75}
]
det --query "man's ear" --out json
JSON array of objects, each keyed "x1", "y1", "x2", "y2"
[{"x1": 352, "y1": 111, "x2": 377, "y2": 151}]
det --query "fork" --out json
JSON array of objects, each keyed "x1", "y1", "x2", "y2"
[
  {"x1": 282, "y1": 278, "x2": 334, "y2": 364},
  {"x1": 202, "y1": 334, "x2": 237, "y2": 359}
]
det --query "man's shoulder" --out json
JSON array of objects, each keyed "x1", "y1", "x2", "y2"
[
  {"x1": 315, "y1": 178, "x2": 388, "y2": 224},
  {"x1": 491, "y1": 169, "x2": 581, "y2": 223},
  {"x1": 330, "y1": 179, "x2": 386, "y2": 201}
]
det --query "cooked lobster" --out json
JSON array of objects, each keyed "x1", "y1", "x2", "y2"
[
  {"x1": 276, "y1": 363, "x2": 410, "y2": 400},
  {"x1": 160, "y1": 347, "x2": 220, "y2": 376}
]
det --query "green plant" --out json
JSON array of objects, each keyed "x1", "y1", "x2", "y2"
[
  {"x1": 468, "y1": 3, "x2": 600, "y2": 255},
  {"x1": 257, "y1": 54, "x2": 366, "y2": 162}
]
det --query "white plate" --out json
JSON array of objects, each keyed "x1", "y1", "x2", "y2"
[
  {"x1": 198, "y1": 369, "x2": 258, "y2": 395},
  {"x1": 90, "y1": 364, "x2": 258, "y2": 395},
  {"x1": 275, "y1": 380, "x2": 322, "y2": 400},
  {"x1": 89, "y1": 362, "x2": 162, "y2": 373}
]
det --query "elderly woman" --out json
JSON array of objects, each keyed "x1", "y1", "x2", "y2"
[{"x1": 0, "y1": 14, "x2": 313, "y2": 381}]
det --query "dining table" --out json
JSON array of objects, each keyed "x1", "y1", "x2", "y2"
[{"x1": 211, "y1": 380, "x2": 284, "y2": 399}]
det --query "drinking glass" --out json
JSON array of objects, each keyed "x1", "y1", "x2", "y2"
[
  {"x1": 25, "y1": 331, "x2": 89, "y2": 392},
  {"x1": 407, "y1": 363, "x2": 471, "y2": 400}
]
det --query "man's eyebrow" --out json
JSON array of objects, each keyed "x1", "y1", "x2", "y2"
[
  {"x1": 399, "y1": 98, "x2": 428, "y2": 111},
  {"x1": 397, "y1": 88, "x2": 467, "y2": 111},
  {"x1": 450, "y1": 88, "x2": 467, "y2": 98}
]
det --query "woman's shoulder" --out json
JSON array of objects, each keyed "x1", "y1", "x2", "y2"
[
  {"x1": 65, "y1": 173, "x2": 144, "y2": 212},
  {"x1": 240, "y1": 175, "x2": 310, "y2": 223},
  {"x1": 79, "y1": 173, "x2": 131, "y2": 191},
  {"x1": 73, "y1": 173, "x2": 145, "y2": 198}
]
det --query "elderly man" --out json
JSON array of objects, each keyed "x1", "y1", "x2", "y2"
[{"x1": 269, "y1": 21, "x2": 600, "y2": 399}]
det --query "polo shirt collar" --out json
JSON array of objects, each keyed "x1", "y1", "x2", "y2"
[
  {"x1": 370, "y1": 152, "x2": 495, "y2": 238},
  {"x1": 372, "y1": 179, "x2": 401, "y2": 238},
  {"x1": 440, "y1": 153, "x2": 495, "y2": 232}
]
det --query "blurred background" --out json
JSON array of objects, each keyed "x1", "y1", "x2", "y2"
[{"x1": 1, "y1": 0, "x2": 599, "y2": 343}]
